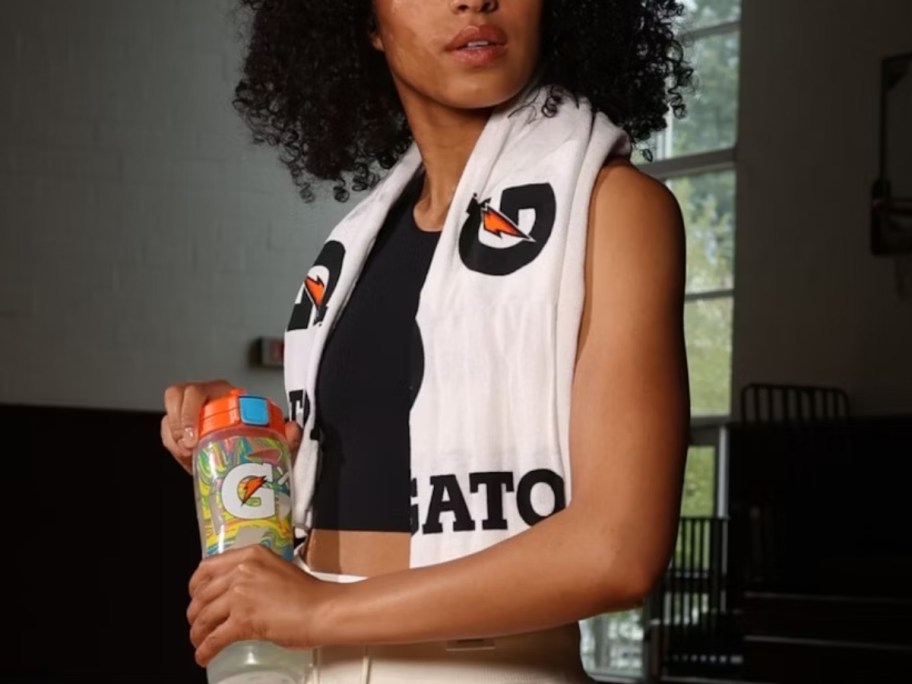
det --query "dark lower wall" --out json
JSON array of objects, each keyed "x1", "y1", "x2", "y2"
[
  {"x1": 727, "y1": 414, "x2": 912, "y2": 683},
  {"x1": 727, "y1": 413, "x2": 912, "y2": 598},
  {"x1": 5, "y1": 403, "x2": 205, "y2": 682}
]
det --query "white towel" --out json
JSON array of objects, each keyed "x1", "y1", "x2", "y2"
[{"x1": 284, "y1": 84, "x2": 630, "y2": 570}]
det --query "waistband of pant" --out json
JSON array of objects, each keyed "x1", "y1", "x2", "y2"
[{"x1": 316, "y1": 621, "x2": 584, "y2": 665}]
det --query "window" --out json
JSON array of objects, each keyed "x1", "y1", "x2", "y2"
[{"x1": 580, "y1": 1, "x2": 740, "y2": 678}]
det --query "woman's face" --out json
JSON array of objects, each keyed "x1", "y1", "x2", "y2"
[{"x1": 371, "y1": 0, "x2": 544, "y2": 111}]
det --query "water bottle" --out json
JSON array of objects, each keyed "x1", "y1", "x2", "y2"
[{"x1": 192, "y1": 388, "x2": 311, "y2": 684}]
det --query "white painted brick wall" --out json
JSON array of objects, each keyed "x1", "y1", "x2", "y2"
[{"x1": 0, "y1": 0, "x2": 354, "y2": 411}]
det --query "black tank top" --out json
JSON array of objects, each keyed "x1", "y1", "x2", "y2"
[{"x1": 312, "y1": 171, "x2": 439, "y2": 533}]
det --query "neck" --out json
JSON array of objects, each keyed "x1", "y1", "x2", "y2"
[{"x1": 398, "y1": 91, "x2": 492, "y2": 232}]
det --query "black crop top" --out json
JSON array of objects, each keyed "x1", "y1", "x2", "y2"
[{"x1": 312, "y1": 171, "x2": 439, "y2": 533}]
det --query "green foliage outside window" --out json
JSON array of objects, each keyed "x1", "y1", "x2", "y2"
[{"x1": 581, "y1": 0, "x2": 739, "y2": 677}]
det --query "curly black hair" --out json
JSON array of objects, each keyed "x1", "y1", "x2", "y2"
[{"x1": 231, "y1": 1, "x2": 693, "y2": 202}]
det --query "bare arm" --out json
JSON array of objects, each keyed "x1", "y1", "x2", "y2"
[
  {"x1": 308, "y1": 161, "x2": 691, "y2": 646},
  {"x1": 187, "y1": 162, "x2": 690, "y2": 661}
]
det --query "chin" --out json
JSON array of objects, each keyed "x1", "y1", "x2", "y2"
[{"x1": 439, "y1": 73, "x2": 533, "y2": 111}]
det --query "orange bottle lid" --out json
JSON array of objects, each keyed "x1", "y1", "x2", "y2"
[{"x1": 198, "y1": 388, "x2": 286, "y2": 439}]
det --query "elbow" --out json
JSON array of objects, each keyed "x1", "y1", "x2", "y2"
[
  {"x1": 562, "y1": 508, "x2": 672, "y2": 614},
  {"x1": 607, "y1": 570, "x2": 658, "y2": 612},
  {"x1": 622, "y1": 565, "x2": 662, "y2": 605},
  {"x1": 588, "y1": 551, "x2": 666, "y2": 614}
]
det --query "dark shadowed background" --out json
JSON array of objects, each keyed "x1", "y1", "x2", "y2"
[{"x1": 2, "y1": 0, "x2": 910, "y2": 681}]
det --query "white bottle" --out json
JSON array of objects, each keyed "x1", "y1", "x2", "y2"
[{"x1": 207, "y1": 642, "x2": 312, "y2": 684}]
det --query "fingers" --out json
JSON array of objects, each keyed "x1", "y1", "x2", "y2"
[
  {"x1": 162, "y1": 379, "x2": 236, "y2": 468},
  {"x1": 178, "y1": 383, "x2": 208, "y2": 449},
  {"x1": 187, "y1": 567, "x2": 230, "y2": 624},
  {"x1": 195, "y1": 616, "x2": 241, "y2": 667},
  {"x1": 163, "y1": 384, "x2": 189, "y2": 455},
  {"x1": 161, "y1": 415, "x2": 193, "y2": 474},
  {"x1": 284, "y1": 421, "x2": 303, "y2": 458},
  {"x1": 189, "y1": 583, "x2": 234, "y2": 649},
  {"x1": 187, "y1": 546, "x2": 302, "y2": 665},
  {"x1": 189, "y1": 555, "x2": 220, "y2": 598},
  {"x1": 178, "y1": 380, "x2": 234, "y2": 449},
  {"x1": 189, "y1": 546, "x2": 264, "y2": 597},
  {"x1": 188, "y1": 548, "x2": 269, "y2": 662}
]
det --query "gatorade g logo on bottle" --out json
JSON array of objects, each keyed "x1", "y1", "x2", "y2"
[
  {"x1": 222, "y1": 462, "x2": 287, "y2": 520},
  {"x1": 193, "y1": 391, "x2": 295, "y2": 561}
]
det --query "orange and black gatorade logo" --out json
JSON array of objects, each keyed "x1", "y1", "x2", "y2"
[
  {"x1": 287, "y1": 240, "x2": 346, "y2": 331},
  {"x1": 459, "y1": 183, "x2": 557, "y2": 276},
  {"x1": 305, "y1": 274, "x2": 326, "y2": 310},
  {"x1": 221, "y1": 462, "x2": 288, "y2": 520},
  {"x1": 480, "y1": 200, "x2": 535, "y2": 241},
  {"x1": 240, "y1": 475, "x2": 268, "y2": 505}
]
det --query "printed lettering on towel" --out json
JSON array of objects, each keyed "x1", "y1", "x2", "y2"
[
  {"x1": 287, "y1": 240, "x2": 346, "y2": 331},
  {"x1": 459, "y1": 183, "x2": 557, "y2": 276},
  {"x1": 410, "y1": 468, "x2": 567, "y2": 535},
  {"x1": 287, "y1": 389, "x2": 309, "y2": 425}
]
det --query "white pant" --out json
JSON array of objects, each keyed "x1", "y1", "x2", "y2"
[{"x1": 306, "y1": 624, "x2": 593, "y2": 684}]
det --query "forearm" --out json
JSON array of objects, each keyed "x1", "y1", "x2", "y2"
[{"x1": 312, "y1": 505, "x2": 651, "y2": 647}]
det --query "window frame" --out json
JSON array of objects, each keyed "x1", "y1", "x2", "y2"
[
  {"x1": 638, "y1": 18, "x2": 741, "y2": 507},
  {"x1": 583, "y1": 14, "x2": 742, "y2": 683}
]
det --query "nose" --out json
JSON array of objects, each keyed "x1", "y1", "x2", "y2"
[{"x1": 450, "y1": 0, "x2": 498, "y2": 13}]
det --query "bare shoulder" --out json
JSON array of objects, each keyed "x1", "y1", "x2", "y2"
[
  {"x1": 589, "y1": 158, "x2": 684, "y2": 244},
  {"x1": 584, "y1": 158, "x2": 685, "y2": 298}
]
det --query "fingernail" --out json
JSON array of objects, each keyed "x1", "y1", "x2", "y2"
[{"x1": 183, "y1": 426, "x2": 197, "y2": 445}]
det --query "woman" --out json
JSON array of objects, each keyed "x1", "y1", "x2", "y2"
[{"x1": 162, "y1": 0, "x2": 692, "y2": 681}]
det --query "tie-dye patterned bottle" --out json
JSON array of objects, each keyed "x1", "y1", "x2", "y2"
[{"x1": 193, "y1": 389, "x2": 310, "y2": 684}]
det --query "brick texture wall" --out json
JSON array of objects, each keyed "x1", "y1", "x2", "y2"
[{"x1": 0, "y1": 0, "x2": 352, "y2": 412}]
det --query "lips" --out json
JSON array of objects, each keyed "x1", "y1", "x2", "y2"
[
  {"x1": 445, "y1": 24, "x2": 508, "y2": 67},
  {"x1": 445, "y1": 24, "x2": 508, "y2": 52}
]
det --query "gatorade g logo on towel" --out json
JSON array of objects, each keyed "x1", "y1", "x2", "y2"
[
  {"x1": 287, "y1": 240, "x2": 346, "y2": 331},
  {"x1": 222, "y1": 462, "x2": 281, "y2": 520},
  {"x1": 459, "y1": 183, "x2": 557, "y2": 276}
]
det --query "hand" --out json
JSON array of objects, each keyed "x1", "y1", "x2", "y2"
[
  {"x1": 187, "y1": 545, "x2": 334, "y2": 666},
  {"x1": 161, "y1": 379, "x2": 237, "y2": 474},
  {"x1": 161, "y1": 380, "x2": 304, "y2": 474}
]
